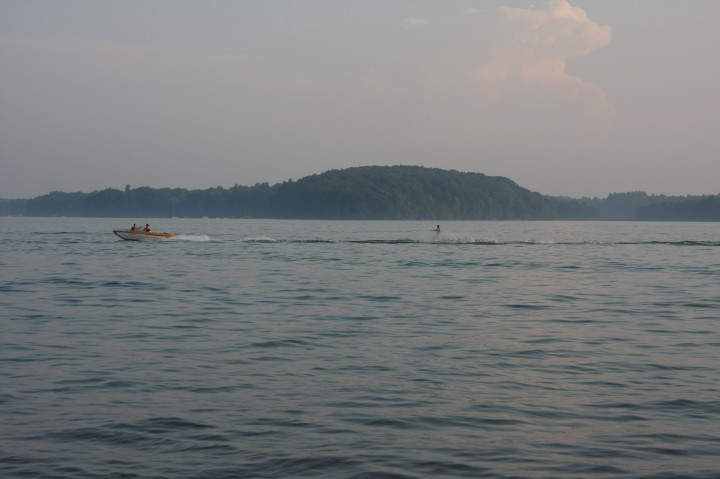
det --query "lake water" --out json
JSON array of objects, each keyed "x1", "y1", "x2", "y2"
[{"x1": 1, "y1": 217, "x2": 719, "y2": 478}]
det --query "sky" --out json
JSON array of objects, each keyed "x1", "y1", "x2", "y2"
[{"x1": 1, "y1": 0, "x2": 719, "y2": 199}]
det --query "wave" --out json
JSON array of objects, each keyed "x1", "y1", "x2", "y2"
[
  {"x1": 242, "y1": 235, "x2": 278, "y2": 243},
  {"x1": 237, "y1": 238, "x2": 720, "y2": 246},
  {"x1": 148, "y1": 231, "x2": 720, "y2": 247}
]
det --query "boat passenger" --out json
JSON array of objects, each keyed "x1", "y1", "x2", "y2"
[
  {"x1": 434, "y1": 225, "x2": 441, "y2": 233},
  {"x1": 130, "y1": 224, "x2": 138, "y2": 231},
  {"x1": 144, "y1": 224, "x2": 151, "y2": 232}
]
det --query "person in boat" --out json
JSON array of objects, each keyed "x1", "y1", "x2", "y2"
[
  {"x1": 130, "y1": 224, "x2": 138, "y2": 231},
  {"x1": 144, "y1": 224, "x2": 151, "y2": 232},
  {"x1": 434, "y1": 225, "x2": 441, "y2": 233}
]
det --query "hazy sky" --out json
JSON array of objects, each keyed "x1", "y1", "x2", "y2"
[{"x1": 1, "y1": 0, "x2": 719, "y2": 198}]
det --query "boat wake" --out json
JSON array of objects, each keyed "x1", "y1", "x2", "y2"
[
  {"x1": 423, "y1": 232, "x2": 488, "y2": 244},
  {"x1": 170, "y1": 235, "x2": 212, "y2": 242},
  {"x1": 238, "y1": 238, "x2": 720, "y2": 246}
]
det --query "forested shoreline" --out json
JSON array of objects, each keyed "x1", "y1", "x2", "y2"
[{"x1": 1, "y1": 166, "x2": 718, "y2": 220}]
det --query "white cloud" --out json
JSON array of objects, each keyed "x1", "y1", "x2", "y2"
[{"x1": 475, "y1": 0, "x2": 612, "y2": 117}]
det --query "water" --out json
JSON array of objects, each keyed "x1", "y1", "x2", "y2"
[{"x1": 1, "y1": 217, "x2": 719, "y2": 478}]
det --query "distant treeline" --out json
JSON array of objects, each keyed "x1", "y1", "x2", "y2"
[
  {"x1": 1, "y1": 166, "x2": 718, "y2": 220},
  {"x1": 573, "y1": 192, "x2": 720, "y2": 221}
]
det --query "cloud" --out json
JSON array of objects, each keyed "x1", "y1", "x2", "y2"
[
  {"x1": 475, "y1": 0, "x2": 612, "y2": 117},
  {"x1": 465, "y1": 8, "x2": 482, "y2": 16},
  {"x1": 500, "y1": 0, "x2": 611, "y2": 59},
  {"x1": 402, "y1": 18, "x2": 430, "y2": 30}
]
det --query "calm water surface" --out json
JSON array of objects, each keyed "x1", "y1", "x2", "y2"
[{"x1": 1, "y1": 218, "x2": 719, "y2": 478}]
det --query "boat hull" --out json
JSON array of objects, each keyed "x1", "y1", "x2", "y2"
[{"x1": 113, "y1": 230, "x2": 175, "y2": 241}]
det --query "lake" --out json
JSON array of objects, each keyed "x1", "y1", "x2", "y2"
[{"x1": 1, "y1": 217, "x2": 719, "y2": 478}]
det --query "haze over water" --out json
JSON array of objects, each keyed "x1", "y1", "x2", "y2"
[{"x1": 2, "y1": 218, "x2": 719, "y2": 478}]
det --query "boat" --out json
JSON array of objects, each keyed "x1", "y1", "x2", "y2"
[{"x1": 113, "y1": 230, "x2": 175, "y2": 241}]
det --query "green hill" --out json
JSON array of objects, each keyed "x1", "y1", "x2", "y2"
[
  {"x1": 5, "y1": 166, "x2": 559, "y2": 219},
  {"x1": 4, "y1": 165, "x2": 716, "y2": 220},
  {"x1": 269, "y1": 166, "x2": 556, "y2": 219}
]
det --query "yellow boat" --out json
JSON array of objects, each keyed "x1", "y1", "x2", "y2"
[{"x1": 113, "y1": 230, "x2": 175, "y2": 241}]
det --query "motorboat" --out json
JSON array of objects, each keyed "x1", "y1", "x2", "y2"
[{"x1": 113, "y1": 229, "x2": 175, "y2": 241}]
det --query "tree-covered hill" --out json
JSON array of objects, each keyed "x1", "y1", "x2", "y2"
[
  {"x1": 269, "y1": 166, "x2": 557, "y2": 219},
  {"x1": 1, "y1": 166, "x2": 560, "y2": 220},
  {"x1": 1, "y1": 166, "x2": 717, "y2": 220}
]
